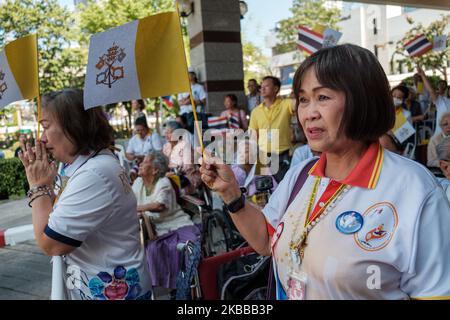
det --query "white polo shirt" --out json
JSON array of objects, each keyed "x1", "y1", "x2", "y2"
[
  {"x1": 46, "y1": 149, "x2": 152, "y2": 300},
  {"x1": 264, "y1": 143, "x2": 450, "y2": 300},
  {"x1": 126, "y1": 132, "x2": 163, "y2": 156},
  {"x1": 177, "y1": 83, "x2": 207, "y2": 115}
]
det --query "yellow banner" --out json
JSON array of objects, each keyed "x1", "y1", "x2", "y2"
[{"x1": 4, "y1": 34, "x2": 38, "y2": 100}]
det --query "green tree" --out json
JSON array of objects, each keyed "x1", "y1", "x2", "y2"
[
  {"x1": 275, "y1": 0, "x2": 342, "y2": 55},
  {"x1": 77, "y1": 0, "x2": 174, "y2": 43},
  {"x1": 242, "y1": 39, "x2": 270, "y2": 93},
  {"x1": 391, "y1": 14, "x2": 450, "y2": 81},
  {"x1": 0, "y1": 0, "x2": 87, "y2": 94}
]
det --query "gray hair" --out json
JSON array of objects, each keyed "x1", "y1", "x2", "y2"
[
  {"x1": 439, "y1": 112, "x2": 450, "y2": 128},
  {"x1": 165, "y1": 120, "x2": 182, "y2": 132},
  {"x1": 436, "y1": 136, "x2": 450, "y2": 161},
  {"x1": 145, "y1": 151, "x2": 169, "y2": 179}
]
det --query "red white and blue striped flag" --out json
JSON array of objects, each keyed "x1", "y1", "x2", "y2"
[
  {"x1": 161, "y1": 95, "x2": 173, "y2": 108},
  {"x1": 297, "y1": 26, "x2": 324, "y2": 55},
  {"x1": 207, "y1": 116, "x2": 228, "y2": 134},
  {"x1": 404, "y1": 34, "x2": 433, "y2": 57}
]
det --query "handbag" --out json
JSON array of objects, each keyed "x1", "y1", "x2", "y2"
[
  {"x1": 266, "y1": 158, "x2": 318, "y2": 300},
  {"x1": 217, "y1": 252, "x2": 271, "y2": 300}
]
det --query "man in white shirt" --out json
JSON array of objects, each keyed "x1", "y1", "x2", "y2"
[
  {"x1": 177, "y1": 71, "x2": 207, "y2": 115},
  {"x1": 418, "y1": 67, "x2": 450, "y2": 136}
]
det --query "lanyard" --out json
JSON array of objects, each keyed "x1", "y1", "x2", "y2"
[{"x1": 289, "y1": 176, "x2": 350, "y2": 263}]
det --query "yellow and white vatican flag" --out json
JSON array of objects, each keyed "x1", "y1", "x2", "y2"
[
  {"x1": 0, "y1": 34, "x2": 38, "y2": 109},
  {"x1": 84, "y1": 11, "x2": 190, "y2": 109}
]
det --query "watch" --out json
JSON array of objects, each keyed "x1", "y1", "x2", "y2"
[{"x1": 225, "y1": 188, "x2": 247, "y2": 214}]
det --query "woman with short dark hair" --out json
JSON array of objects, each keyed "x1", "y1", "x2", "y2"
[
  {"x1": 18, "y1": 88, "x2": 152, "y2": 300},
  {"x1": 199, "y1": 44, "x2": 450, "y2": 300}
]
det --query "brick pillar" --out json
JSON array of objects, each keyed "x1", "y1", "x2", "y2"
[{"x1": 186, "y1": 0, "x2": 245, "y2": 116}]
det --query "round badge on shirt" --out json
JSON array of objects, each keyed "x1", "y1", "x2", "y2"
[{"x1": 336, "y1": 211, "x2": 364, "y2": 234}]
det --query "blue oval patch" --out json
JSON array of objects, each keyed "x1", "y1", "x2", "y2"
[{"x1": 336, "y1": 211, "x2": 364, "y2": 234}]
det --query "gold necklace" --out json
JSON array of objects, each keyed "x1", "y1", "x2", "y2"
[{"x1": 289, "y1": 176, "x2": 351, "y2": 266}]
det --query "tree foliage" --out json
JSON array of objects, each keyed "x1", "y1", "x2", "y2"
[
  {"x1": 77, "y1": 0, "x2": 174, "y2": 44},
  {"x1": 0, "y1": 0, "x2": 86, "y2": 93},
  {"x1": 242, "y1": 39, "x2": 270, "y2": 91},
  {"x1": 392, "y1": 14, "x2": 450, "y2": 80},
  {"x1": 275, "y1": 0, "x2": 341, "y2": 55}
]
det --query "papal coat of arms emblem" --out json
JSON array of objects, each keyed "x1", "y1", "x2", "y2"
[{"x1": 95, "y1": 43, "x2": 126, "y2": 88}]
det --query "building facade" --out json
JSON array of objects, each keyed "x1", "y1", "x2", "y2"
[{"x1": 266, "y1": 2, "x2": 450, "y2": 93}]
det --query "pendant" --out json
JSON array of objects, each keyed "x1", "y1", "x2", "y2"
[{"x1": 290, "y1": 248, "x2": 301, "y2": 265}]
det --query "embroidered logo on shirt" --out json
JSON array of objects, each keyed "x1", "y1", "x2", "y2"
[
  {"x1": 354, "y1": 202, "x2": 398, "y2": 251},
  {"x1": 88, "y1": 266, "x2": 149, "y2": 300}
]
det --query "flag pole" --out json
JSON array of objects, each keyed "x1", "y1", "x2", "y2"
[
  {"x1": 35, "y1": 34, "x2": 42, "y2": 142},
  {"x1": 175, "y1": 2, "x2": 204, "y2": 152}
]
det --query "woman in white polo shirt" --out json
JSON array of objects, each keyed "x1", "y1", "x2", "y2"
[
  {"x1": 18, "y1": 89, "x2": 152, "y2": 300},
  {"x1": 126, "y1": 115, "x2": 163, "y2": 162},
  {"x1": 200, "y1": 44, "x2": 450, "y2": 300}
]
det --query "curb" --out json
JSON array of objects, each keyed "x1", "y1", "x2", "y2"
[{"x1": 0, "y1": 224, "x2": 35, "y2": 248}]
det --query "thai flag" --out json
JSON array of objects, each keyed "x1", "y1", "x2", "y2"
[
  {"x1": 161, "y1": 95, "x2": 173, "y2": 108},
  {"x1": 207, "y1": 116, "x2": 229, "y2": 135},
  {"x1": 297, "y1": 26, "x2": 324, "y2": 55},
  {"x1": 404, "y1": 35, "x2": 433, "y2": 57},
  {"x1": 228, "y1": 113, "x2": 240, "y2": 129}
]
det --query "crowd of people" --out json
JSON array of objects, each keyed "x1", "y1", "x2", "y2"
[{"x1": 17, "y1": 43, "x2": 450, "y2": 300}]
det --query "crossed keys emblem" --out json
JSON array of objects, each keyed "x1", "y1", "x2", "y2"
[
  {"x1": 95, "y1": 43, "x2": 126, "y2": 88},
  {"x1": 0, "y1": 69, "x2": 7, "y2": 99}
]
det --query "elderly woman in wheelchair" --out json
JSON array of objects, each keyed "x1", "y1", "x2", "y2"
[{"x1": 132, "y1": 151, "x2": 200, "y2": 296}]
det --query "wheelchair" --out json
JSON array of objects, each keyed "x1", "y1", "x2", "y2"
[{"x1": 174, "y1": 175, "x2": 275, "y2": 300}]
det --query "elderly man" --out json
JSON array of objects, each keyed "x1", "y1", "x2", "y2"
[{"x1": 245, "y1": 79, "x2": 262, "y2": 114}]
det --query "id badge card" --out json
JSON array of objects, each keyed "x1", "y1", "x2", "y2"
[
  {"x1": 267, "y1": 131, "x2": 272, "y2": 142},
  {"x1": 287, "y1": 271, "x2": 307, "y2": 300}
]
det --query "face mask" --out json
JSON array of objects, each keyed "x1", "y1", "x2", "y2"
[{"x1": 393, "y1": 97, "x2": 403, "y2": 106}]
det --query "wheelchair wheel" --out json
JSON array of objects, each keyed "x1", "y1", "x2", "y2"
[{"x1": 203, "y1": 210, "x2": 230, "y2": 257}]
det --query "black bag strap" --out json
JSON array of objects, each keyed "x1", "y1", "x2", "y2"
[
  {"x1": 286, "y1": 159, "x2": 317, "y2": 209},
  {"x1": 266, "y1": 158, "x2": 318, "y2": 300}
]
